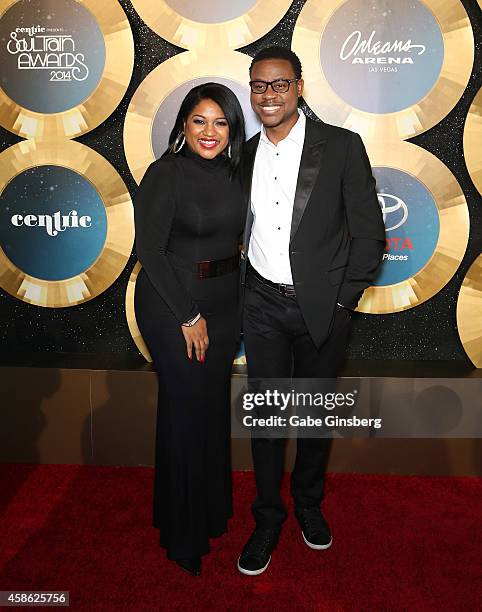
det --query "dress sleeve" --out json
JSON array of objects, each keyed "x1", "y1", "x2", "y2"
[{"x1": 134, "y1": 160, "x2": 200, "y2": 323}]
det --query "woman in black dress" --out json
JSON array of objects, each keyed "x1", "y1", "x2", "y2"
[{"x1": 134, "y1": 83, "x2": 246, "y2": 576}]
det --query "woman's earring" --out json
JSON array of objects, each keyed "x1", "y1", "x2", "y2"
[
  {"x1": 172, "y1": 132, "x2": 185, "y2": 154},
  {"x1": 227, "y1": 144, "x2": 232, "y2": 159}
]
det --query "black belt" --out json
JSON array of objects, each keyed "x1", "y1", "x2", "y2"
[
  {"x1": 248, "y1": 264, "x2": 296, "y2": 298},
  {"x1": 168, "y1": 252, "x2": 239, "y2": 279}
]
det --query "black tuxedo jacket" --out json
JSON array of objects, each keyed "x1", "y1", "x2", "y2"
[{"x1": 241, "y1": 117, "x2": 385, "y2": 348}]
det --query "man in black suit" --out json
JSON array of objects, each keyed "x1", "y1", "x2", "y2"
[{"x1": 238, "y1": 46, "x2": 385, "y2": 575}]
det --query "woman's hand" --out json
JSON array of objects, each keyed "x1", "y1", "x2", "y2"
[{"x1": 181, "y1": 317, "x2": 209, "y2": 362}]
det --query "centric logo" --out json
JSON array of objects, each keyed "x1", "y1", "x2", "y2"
[
  {"x1": 319, "y1": 0, "x2": 444, "y2": 114},
  {"x1": 373, "y1": 167, "x2": 440, "y2": 287},
  {"x1": 10, "y1": 210, "x2": 92, "y2": 237},
  {"x1": 0, "y1": 166, "x2": 107, "y2": 281},
  {"x1": 378, "y1": 193, "x2": 409, "y2": 232},
  {"x1": 0, "y1": 0, "x2": 106, "y2": 114}
]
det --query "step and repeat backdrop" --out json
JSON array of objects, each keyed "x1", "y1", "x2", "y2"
[{"x1": 0, "y1": 0, "x2": 481, "y2": 366}]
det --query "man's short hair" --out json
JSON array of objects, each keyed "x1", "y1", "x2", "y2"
[{"x1": 250, "y1": 46, "x2": 302, "y2": 80}]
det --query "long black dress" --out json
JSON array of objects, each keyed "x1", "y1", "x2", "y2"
[{"x1": 133, "y1": 146, "x2": 246, "y2": 560}]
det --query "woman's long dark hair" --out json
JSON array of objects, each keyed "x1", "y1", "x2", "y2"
[{"x1": 166, "y1": 82, "x2": 245, "y2": 177}]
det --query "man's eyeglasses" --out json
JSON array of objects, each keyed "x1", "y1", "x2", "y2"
[{"x1": 249, "y1": 78, "x2": 299, "y2": 94}]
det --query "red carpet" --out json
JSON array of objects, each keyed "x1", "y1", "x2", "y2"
[{"x1": 0, "y1": 465, "x2": 480, "y2": 611}]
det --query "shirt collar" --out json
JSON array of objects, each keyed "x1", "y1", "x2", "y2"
[{"x1": 259, "y1": 109, "x2": 306, "y2": 147}]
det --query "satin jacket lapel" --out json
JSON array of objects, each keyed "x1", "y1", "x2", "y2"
[
  {"x1": 241, "y1": 135, "x2": 259, "y2": 256},
  {"x1": 290, "y1": 120, "x2": 327, "y2": 243}
]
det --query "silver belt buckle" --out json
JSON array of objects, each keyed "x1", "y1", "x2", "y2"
[{"x1": 279, "y1": 283, "x2": 296, "y2": 297}]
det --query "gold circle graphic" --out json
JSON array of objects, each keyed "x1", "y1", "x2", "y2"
[
  {"x1": 125, "y1": 262, "x2": 153, "y2": 362},
  {"x1": 463, "y1": 87, "x2": 482, "y2": 197},
  {"x1": 131, "y1": 0, "x2": 292, "y2": 50},
  {"x1": 0, "y1": 0, "x2": 134, "y2": 141},
  {"x1": 0, "y1": 140, "x2": 134, "y2": 307},
  {"x1": 357, "y1": 140, "x2": 470, "y2": 314},
  {"x1": 457, "y1": 255, "x2": 482, "y2": 368},
  {"x1": 234, "y1": 346, "x2": 247, "y2": 366},
  {"x1": 292, "y1": 0, "x2": 474, "y2": 141},
  {"x1": 124, "y1": 50, "x2": 255, "y2": 184}
]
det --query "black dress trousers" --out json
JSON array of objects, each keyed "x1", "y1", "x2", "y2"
[{"x1": 243, "y1": 269, "x2": 351, "y2": 528}]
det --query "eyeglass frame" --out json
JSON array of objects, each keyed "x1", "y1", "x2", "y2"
[{"x1": 249, "y1": 78, "x2": 299, "y2": 94}]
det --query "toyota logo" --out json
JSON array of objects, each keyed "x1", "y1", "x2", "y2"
[{"x1": 378, "y1": 193, "x2": 409, "y2": 232}]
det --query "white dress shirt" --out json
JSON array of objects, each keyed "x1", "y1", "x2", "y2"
[{"x1": 248, "y1": 110, "x2": 306, "y2": 284}]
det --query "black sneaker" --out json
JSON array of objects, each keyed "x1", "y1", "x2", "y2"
[
  {"x1": 237, "y1": 527, "x2": 281, "y2": 575},
  {"x1": 295, "y1": 507, "x2": 332, "y2": 550}
]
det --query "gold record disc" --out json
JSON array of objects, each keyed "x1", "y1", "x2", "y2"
[
  {"x1": 125, "y1": 262, "x2": 153, "y2": 363},
  {"x1": 130, "y1": 0, "x2": 292, "y2": 50},
  {"x1": 463, "y1": 87, "x2": 482, "y2": 197},
  {"x1": 292, "y1": 0, "x2": 474, "y2": 141},
  {"x1": 124, "y1": 50, "x2": 259, "y2": 184},
  {"x1": 457, "y1": 255, "x2": 482, "y2": 368},
  {"x1": 356, "y1": 140, "x2": 470, "y2": 314},
  {"x1": 233, "y1": 348, "x2": 247, "y2": 366},
  {"x1": 0, "y1": 140, "x2": 134, "y2": 307},
  {"x1": 0, "y1": 0, "x2": 134, "y2": 141}
]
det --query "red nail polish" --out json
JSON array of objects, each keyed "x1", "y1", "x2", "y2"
[{"x1": 200, "y1": 356, "x2": 205, "y2": 363}]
